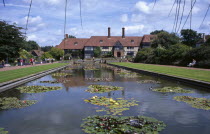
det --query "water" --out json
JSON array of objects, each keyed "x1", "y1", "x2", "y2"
[{"x1": 0, "y1": 64, "x2": 210, "y2": 134}]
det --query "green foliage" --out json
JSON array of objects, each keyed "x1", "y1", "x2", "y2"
[
  {"x1": 41, "y1": 52, "x2": 53, "y2": 59},
  {"x1": 19, "y1": 49, "x2": 33, "y2": 59},
  {"x1": 0, "y1": 97, "x2": 37, "y2": 109},
  {"x1": 41, "y1": 46, "x2": 53, "y2": 52},
  {"x1": 205, "y1": 38, "x2": 210, "y2": 46},
  {"x1": 181, "y1": 29, "x2": 202, "y2": 47},
  {"x1": 151, "y1": 31, "x2": 180, "y2": 48},
  {"x1": 138, "y1": 80, "x2": 160, "y2": 84},
  {"x1": 94, "y1": 46, "x2": 101, "y2": 58},
  {"x1": 0, "y1": 21, "x2": 25, "y2": 61},
  {"x1": 150, "y1": 30, "x2": 166, "y2": 35},
  {"x1": 84, "y1": 96, "x2": 138, "y2": 115},
  {"x1": 49, "y1": 47, "x2": 64, "y2": 60},
  {"x1": 134, "y1": 48, "x2": 154, "y2": 63},
  {"x1": 81, "y1": 115, "x2": 166, "y2": 134},
  {"x1": 0, "y1": 128, "x2": 8, "y2": 134},
  {"x1": 85, "y1": 78, "x2": 113, "y2": 82},
  {"x1": 153, "y1": 87, "x2": 194, "y2": 93},
  {"x1": 24, "y1": 40, "x2": 40, "y2": 51},
  {"x1": 40, "y1": 79, "x2": 71, "y2": 84},
  {"x1": 17, "y1": 86, "x2": 62, "y2": 93},
  {"x1": 174, "y1": 96, "x2": 210, "y2": 110},
  {"x1": 51, "y1": 72, "x2": 71, "y2": 77},
  {"x1": 86, "y1": 85, "x2": 123, "y2": 93},
  {"x1": 68, "y1": 35, "x2": 76, "y2": 38}
]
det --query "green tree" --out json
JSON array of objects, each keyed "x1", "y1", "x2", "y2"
[
  {"x1": 49, "y1": 47, "x2": 64, "y2": 60},
  {"x1": 204, "y1": 38, "x2": 210, "y2": 46},
  {"x1": 150, "y1": 30, "x2": 166, "y2": 35},
  {"x1": 181, "y1": 29, "x2": 202, "y2": 47},
  {"x1": 151, "y1": 32, "x2": 180, "y2": 48},
  {"x1": 41, "y1": 46, "x2": 53, "y2": 52},
  {"x1": 93, "y1": 46, "x2": 101, "y2": 58},
  {"x1": 24, "y1": 40, "x2": 40, "y2": 51},
  {"x1": 0, "y1": 21, "x2": 25, "y2": 62},
  {"x1": 19, "y1": 49, "x2": 33, "y2": 59},
  {"x1": 41, "y1": 52, "x2": 53, "y2": 59}
]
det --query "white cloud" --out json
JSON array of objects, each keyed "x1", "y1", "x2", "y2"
[
  {"x1": 120, "y1": 14, "x2": 128, "y2": 23},
  {"x1": 124, "y1": 25, "x2": 145, "y2": 34},
  {"x1": 131, "y1": 14, "x2": 145, "y2": 23},
  {"x1": 135, "y1": 1, "x2": 151, "y2": 14}
]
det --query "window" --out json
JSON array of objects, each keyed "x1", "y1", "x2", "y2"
[
  {"x1": 100, "y1": 40, "x2": 103, "y2": 43},
  {"x1": 131, "y1": 40, "x2": 134, "y2": 43},
  {"x1": 74, "y1": 42, "x2": 78, "y2": 45},
  {"x1": 102, "y1": 46, "x2": 109, "y2": 49},
  {"x1": 150, "y1": 37, "x2": 153, "y2": 40},
  {"x1": 127, "y1": 47, "x2": 134, "y2": 49},
  {"x1": 85, "y1": 46, "x2": 94, "y2": 51}
]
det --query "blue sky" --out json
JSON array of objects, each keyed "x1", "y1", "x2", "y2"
[{"x1": 0, "y1": 0, "x2": 210, "y2": 46}]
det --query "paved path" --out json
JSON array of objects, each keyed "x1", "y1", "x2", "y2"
[{"x1": 0, "y1": 63, "x2": 56, "y2": 72}]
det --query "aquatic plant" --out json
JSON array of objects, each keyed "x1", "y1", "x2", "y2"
[
  {"x1": 85, "y1": 78, "x2": 113, "y2": 82},
  {"x1": 40, "y1": 79, "x2": 71, "y2": 84},
  {"x1": 86, "y1": 85, "x2": 122, "y2": 93},
  {"x1": 174, "y1": 96, "x2": 210, "y2": 110},
  {"x1": 51, "y1": 73, "x2": 71, "y2": 77},
  {"x1": 138, "y1": 80, "x2": 161, "y2": 84},
  {"x1": 81, "y1": 115, "x2": 166, "y2": 134},
  {"x1": 84, "y1": 96, "x2": 138, "y2": 115},
  {"x1": 153, "y1": 87, "x2": 194, "y2": 93},
  {"x1": 0, "y1": 97, "x2": 37, "y2": 109},
  {"x1": 0, "y1": 128, "x2": 8, "y2": 134},
  {"x1": 17, "y1": 86, "x2": 62, "y2": 93}
]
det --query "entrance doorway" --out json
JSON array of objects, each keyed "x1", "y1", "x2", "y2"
[{"x1": 117, "y1": 52, "x2": 121, "y2": 57}]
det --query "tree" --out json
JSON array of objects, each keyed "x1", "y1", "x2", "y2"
[
  {"x1": 181, "y1": 29, "x2": 202, "y2": 47},
  {"x1": 49, "y1": 47, "x2": 64, "y2": 60},
  {"x1": 41, "y1": 46, "x2": 53, "y2": 52},
  {"x1": 24, "y1": 40, "x2": 40, "y2": 51},
  {"x1": 41, "y1": 52, "x2": 53, "y2": 59},
  {"x1": 204, "y1": 38, "x2": 210, "y2": 46},
  {"x1": 19, "y1": 49, "x2": 33, "y2": 59},
  {"x1": 150, "y1": 30, "x2": 166, "y2": 35},
  {"x1": 0, "y1": 21, "x2": 25, "y2": 62},
  {"x1": 69, "y1": 35, "x2": 76, "y2": 38},
  {"x1": 93, "y1": 46, "x2": 101, "y2": 58},
  {"x1": 151, "y1": 31, "x2": 180, "y2": 48}
]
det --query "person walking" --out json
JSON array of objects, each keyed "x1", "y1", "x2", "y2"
[
  {"x1": 1, "y1": 60, "x2": 5, "y2": 67},
  {"x1": 20, "y1": 59, "x2": 23, "y2": 66}
]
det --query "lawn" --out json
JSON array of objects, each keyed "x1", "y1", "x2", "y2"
[
  {"x1": 111, "y1": 62, "x2": 210, "y2": 83},
  {"x1": 0, "y1": 63, "x2": 68, "y2": 83}
]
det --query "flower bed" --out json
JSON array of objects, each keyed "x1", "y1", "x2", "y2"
[
  {"x1": 81, "y1": 115, "x2": 166, "y2": 134},
  {"x1": 17, "y1": 86, "x2": 62, "y2": 93},
  {"x1": 138, "y1": 80, "x2": 161, "y2": 84},
  {"x1": 86, "y1": 85, "x2": 122, "y2": 93},
  {"x1": 153, "y1": 87, "x2": 194, "y2": 93},
  {"x1": 0, "y1": 97, "x2": 37, "y2": 109},
  {"x1": 0, "y1": 128, "x2": 8, "y2": 134},
  {"x1": 174, "y1": 96, "x2": 210, "y2": 110},
  {"x1": 84, "y1": 96, "x2": 138, "y2": 115}
]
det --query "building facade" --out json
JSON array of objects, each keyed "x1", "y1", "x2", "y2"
[{"x1": 56, "y1": 28, "x2": 155, "y2": 59}]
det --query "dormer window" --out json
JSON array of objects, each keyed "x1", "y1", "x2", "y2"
[
  {"x1": 131, "y1": 40, "x2": 134, "y2": 43},
  {"x1": 100, "y1": 40, "x2": 103, "y2": 43},
  {"x1": 74, "y1": 42, "x2": 78, "y2": 45},
  {"x1": 150, "y1": 37, "x2": 153, "y2": 40}
]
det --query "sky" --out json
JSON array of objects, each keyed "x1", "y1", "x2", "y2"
[{"x1": 0, "y1": 0, "x2": 210, "y2": 47}]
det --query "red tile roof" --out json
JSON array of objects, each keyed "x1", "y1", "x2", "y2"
[
  {"x1": 85, "y1": 36, "x2": 143, "y2": 47},
  {"x1": 56, "y1": 38, "x2": 89, "y2": 49},
  {"x1": 142, "y1": 35, "x2": 156, "y2": 43}
]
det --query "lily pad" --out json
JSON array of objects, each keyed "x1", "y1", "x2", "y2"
[
  {"x1": 0, "y1": 97, "x2": 37, "y2": 109},
  {"x1": 153, "y1": 87, "x2": 194, "y2": 93},
  {"x1": 51, "y1": 73, "x2": 71, "y2": 77},
  {"x1": 0, "y1": 128, "x2": 8, "y2": 134},
  {"x1": 138, "y1": 80, "x2": 161, "y2": 84},
  {"x1": 85, "y1": 78, "x2": 113, "y2": 82},
  {"x1": 81, "y1": 115, "x2": 166, "y2": 134},
  {"x1": 86, "y1": 85, "x2": 122, "y2": 93},
  {"x1": 84, "y1": 96, "x2": 138, "y2": 115},
  {"x1": 17, "y1": 86, "x2": 62, "y2": 93},
  {"x1": 174, "y1": 96, "x2": 210, "y2": 110}
]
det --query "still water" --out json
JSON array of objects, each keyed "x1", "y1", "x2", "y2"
[{"x1": 0, "y1": 64, "x2": 210, "y2": 134}]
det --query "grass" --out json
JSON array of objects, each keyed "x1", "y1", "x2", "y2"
[
  {"x1": 0, "y1": 63, "x2": 68, "y2": 83},
  {"x1": 111, "y1": 62, "x2": 210, "y2": 83}
]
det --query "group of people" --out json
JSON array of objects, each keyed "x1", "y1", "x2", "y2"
[
  {"x1": 29, "y1": 58, "x2": 35, "y2": 65},
  {"x1": 187, "y1": 59, "x2": 196, "y2": 67}
]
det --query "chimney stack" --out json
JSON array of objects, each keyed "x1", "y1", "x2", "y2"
[
  {"x1": 122, "y1": 27, "x2": 125, "y2": 38},
  {"x1": 65, "y1": 34, "x2": 68, "y2": 39},
  {"x1": 108, "y1": 27, "x2": 111, "y2": 38}
]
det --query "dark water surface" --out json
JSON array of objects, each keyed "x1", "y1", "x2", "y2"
[{"x1": 0, "y1": 64, "x2": 210, "y2": 134}]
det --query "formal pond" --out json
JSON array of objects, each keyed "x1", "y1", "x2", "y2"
[{"x1": 0, "y1": 64, "x2": 210, "y2": 134}]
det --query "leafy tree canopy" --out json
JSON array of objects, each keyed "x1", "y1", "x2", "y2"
[
  {"x1": 41, "y1": 46, "x2": 53, "y2": 52},
  {"x1": 150, "y1": 30, "x2": 167, "y2": 35},
  {"x1": 93, "y1": 46, "x2": 101, "y2": 58},
  {"x1": 0, "y1": 21, "x2": 25, "y2": 61},
  {"x1": 181, "y1": 29, "x2": 202, "y2": 47},
  {"x1": 24, "y1": 40, "x2": 40, "y2": 51},
  {"x1": 41, "y1": 52, "x2": 53, "y2": 59},
  {"x1": 49, "y1": 47, "x2": 64, "y2": 60},
  {"x1": 19, "y1": 49, "x2": 33, "y2": 59},
  {"x1": 151, "y1": 31, "x2": 180, "y2": 48}
]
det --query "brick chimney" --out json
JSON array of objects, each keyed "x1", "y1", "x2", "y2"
[
  {"x1": 122, "y1": 27, "x2": 125, "y2": 38},
  {"x1": 108, "y1": 27, "x2": 111, "y2": 38},
  {"x1": 65, "y1": 34, "x2": 68, "y2": 39}
]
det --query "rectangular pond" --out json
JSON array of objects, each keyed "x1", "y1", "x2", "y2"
[{"x1": 0, "y1": 64, "x2": 210, "y2": 134}]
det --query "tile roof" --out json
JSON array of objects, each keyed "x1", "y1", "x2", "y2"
[
  {"x1": 85, "y1": 36, "x2": 143, "y2": 47},
  {"x1": 31, "y1": 50, "x2": 44, "y2": 57},
  {"x1": 142, "y1": 35, "x2": 156, "y2": 43},
  {"x1": 56, "y1": 38, "x2": 89, "y2": 49}
]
